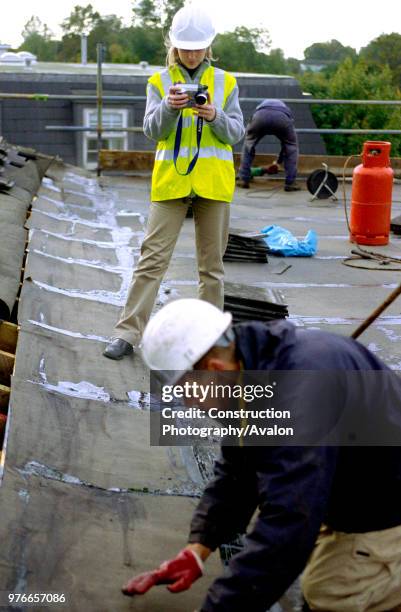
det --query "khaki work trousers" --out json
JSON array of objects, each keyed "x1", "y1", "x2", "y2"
[
  {"x1": 114, "y1": 197, "x2": 230, "y2": 346},
  {"x1": 302, "y1": 524, "x2": 401, "y2": 611}
]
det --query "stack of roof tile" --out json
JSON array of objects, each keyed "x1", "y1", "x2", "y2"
[
  {"x1": 223, "y1": 232, "x2": 269, "y2": 263},
  {"x1": 224, "y1": 282, "x2": 288, "y2": 324},
  {"x1": 0, "y1": 139, "x2": 53, "y2": 319}
]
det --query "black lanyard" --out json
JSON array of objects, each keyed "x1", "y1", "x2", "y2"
[{"x1": 173, "y1": 112, "x2": 203, "y2": 176}]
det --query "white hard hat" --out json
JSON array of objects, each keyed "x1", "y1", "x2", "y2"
[
  {"x1": 169, "y1": 5, "x2": 216, "y2": 50},
  {"x1": 141, "y1": 299, "x2": 232, "y2": 375}
]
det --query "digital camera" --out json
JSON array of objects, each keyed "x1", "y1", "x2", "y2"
[{"x1": 178, "y1": 83, "x2": 208, "y2": 106}]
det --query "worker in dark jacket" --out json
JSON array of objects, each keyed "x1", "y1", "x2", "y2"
[
  {"x1": 237, "y1": 99, "x2": 300, "y2": 191},
  {"x1": 122, "y1": 299, "x2": 401, "y2": 612}
]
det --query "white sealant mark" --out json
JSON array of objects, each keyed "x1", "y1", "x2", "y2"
[
  {"x1": 292, "y1": 216, "x2": 341, "y2": 223},
  {"x1": 36, "y1": 358, "x2": 110, "y2": 401},
  {"x1": 41, "y1": 177, "x2": 61, "y2": 191},
  {"x1": 39, "y1": 194, "x2": 95, "y2": 212},
  {"x1": 19, "y1": 461, "x2": 84, "y2": 485},
  {"x1": 32, "y1": 248, "x2": 133, "y2": 274},
  {"x1": 33, "y1": 280, "x2": 125, "y2": 306},
  {"x1": 18, "y1": 490, "x2": 30, "y2": 504},
  {"x1": 322, "y1": 235, "x2": 349, "y2": 240},
  {"x1": 117, "y1": 211, "x2": 143, "y2": 217},
  {"x1": 127, "y1": 390, "x2": 150, "y2": 410},
  {"x1": 39, "y1": 379, "x2": 111, "y2": 402},
  {"x1": 165, "y1": 280, "x2": 197, "y2": 286},
  {"x1": 377, "y1": 327, "x2": 401, "y2": 342},
  {"x1": 28, "y1": 319, "x2": 109, "y2": 343},
  {"x1": 36, "y1": 177, "x2": 145, "y2": 309},
  {"x1": 18, "y1": 460, "x2": 200, "y2": 497},
  {"x1": 39, "y1": 357, "x2": 46, "y2": 382},
  {"x1": 315, "y1": 255, "x2": 346, "y2": 260},
  {"x1": 252, "y1": 282, "x2": 399, "y2": 289},
  {"x1": 289, "y1": 316, "x2": 353, "y2": 326},
  {"x1": 31, "y1": 208, "x2": 118, "y2": 230},
  {"x1": 31, "y1": 227, "x2": 143, "y2": 247},
  {"x1": 290, "y1": 315, "x2": 401, "y2": 326}
]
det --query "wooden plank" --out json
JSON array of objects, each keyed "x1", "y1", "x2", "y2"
[
  {"x1": 98, "y1": 150, "x2": 398, "y2": 176},
  {"x1": 0, "y1": 350, "x2": 15, "y2": 386},
  {"x1": 99, "y1": 149, "x2": 154, "y2": 172},
  {"x1": 0, "y1": 384, "x2": 10, "y2": 410},
  {"x1": 0, "y1": 321, "x2": 18, "y2": 354}
]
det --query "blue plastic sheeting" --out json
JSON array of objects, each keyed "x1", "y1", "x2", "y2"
[{"x1": 261, "y1": 224, "x2": 318, "y2": 257}]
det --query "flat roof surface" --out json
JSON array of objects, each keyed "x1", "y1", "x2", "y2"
[{"x1": 1, "y1": 162, "x2": 400, "y2": 608}]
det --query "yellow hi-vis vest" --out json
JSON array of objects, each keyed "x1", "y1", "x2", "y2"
[{"x1": 148, "y1": 64, "x2": 237, "y2": 203}]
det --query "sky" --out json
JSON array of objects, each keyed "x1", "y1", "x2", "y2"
[{"x1": 1, "y1": 0, "x2": 400, "y2": 59}]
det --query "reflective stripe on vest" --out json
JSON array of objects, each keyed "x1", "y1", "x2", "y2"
[
  {"x1": 155, "y1": 147, "x2": 234, "y2": 162},
  {"x1": 148, "y1": 64, "x2": 237, "y2": 203}
]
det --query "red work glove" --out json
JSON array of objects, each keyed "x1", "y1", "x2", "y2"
[{"x1": 122, "y1": 548, "x2": 203, "y2": 596}]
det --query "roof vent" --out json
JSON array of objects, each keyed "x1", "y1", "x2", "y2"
[
  {"x1": 0, "y1": 51, "x2": 37, "y2": 66},
  {"x1": 0, "y1": 52, "x2": 25, "y2": 65},
  {"x1": 18, "y1": 51, "x2": 37, "y2": 67},
  {"x1": 0, "y1": 43, "x2": 12, "y2": 56}
]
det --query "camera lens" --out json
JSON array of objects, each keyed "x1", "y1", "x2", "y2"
[{"x1": 194, "y1": 92, "x2": 208, "y2": 105}]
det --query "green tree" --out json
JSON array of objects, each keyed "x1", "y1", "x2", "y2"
[
  {"x1": 286, "y1": 57, "x2": 301, "y2": 75},
  {"x1": 19, "y1": 16, "x2": 59, "y2": 61},
  {"x1": 160, "y1": 0, "x2": 185, "y2": 30},
  {"x1": 132, "y1": 0, "x2": 184, "y2": 29},
  {"x1": 232, "y1": 26, "x2": 271, "y2": 53},
  {"x1": 264, "y1": 48, "x2": 287, "y2": 74},
  {"x1": 360, "y1": 33, "x2": 401, "y2": 86},
  {"x1": 109, "y1": 42, "x2": 132, "y2": 63},
  {"x1": 213, "y1": 27, "x2": 272, "y2": 73},
  {"x1": 87, "y1": 14, "x2": 124, "y2": 61},
  {"x1": 304, "y1": 39, "x2": 357, "y2": 62},
  {"x1": 123, "y1": 26, "x2": 165, "y2": 64},
  {"x1": 132, "y1": 0, "x2": 161, "y2": 27},
  {"x1": 61, "y1": 4, "x2": 101, "y2": 35},
  {"x1": 58, "y1": 3, "x2": 103, "y2": 61},
  {"x1": 300, "y1": 58, "x2": 401, "y2": 155}
]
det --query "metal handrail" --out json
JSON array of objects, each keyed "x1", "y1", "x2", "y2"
[
  {"x1": 45, "y1": 126, "x2": 401, "y2": 135},
  {"x1": 1, "y1": 92, "x2": 401, "y2": 105},
  {"x1": 2, "y1": 89, "x2": 400, "y2": 135}
]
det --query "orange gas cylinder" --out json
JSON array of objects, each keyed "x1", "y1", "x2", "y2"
[{"x1": 350, "y1": 141, "x2": 393, "y2": 245}]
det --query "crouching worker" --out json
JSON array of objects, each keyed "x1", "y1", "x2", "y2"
[
  {"x1": 122, "y1": 298, "x2": 401, "y2": 612},
  {"x1": 237, "y1": 99, "x2": 300, "y2": 192},
  {"x1": 103, "y1": 4, "x2": 244, "y2": 360}
]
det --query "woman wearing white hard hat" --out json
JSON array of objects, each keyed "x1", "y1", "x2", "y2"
[{"x1": 104, "y1": 4, "x2": 244, "y2": 360}]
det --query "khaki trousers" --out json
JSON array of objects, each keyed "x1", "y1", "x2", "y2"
[
  {"x1": 302, "y1": 524, "x2": 401, "y2": 612},
  {"x1": 114, "y1": 197, "x2": 230, "y2": 345}
]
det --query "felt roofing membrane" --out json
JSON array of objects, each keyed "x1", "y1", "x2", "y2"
[{"x1": 0, "y1": 158, "x2": 222, "y2": 610}]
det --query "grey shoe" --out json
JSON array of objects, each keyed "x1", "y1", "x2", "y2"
[{"x1": 103, "y1": 338, "x2": 133, "y2": 360}]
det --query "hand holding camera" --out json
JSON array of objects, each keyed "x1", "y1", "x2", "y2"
[
  {"x1": 167, "y1": 84, "x2": 190, "y2": 110},
  {"x1": 167, "y1": 83, "x2": 216, "y2": 122},
  {"x1": 193, "y1": 89, "x2": 216, "y2": 122}
]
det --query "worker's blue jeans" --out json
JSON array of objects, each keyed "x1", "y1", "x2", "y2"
[{"x1": 238, "y1": 108, "x2": 298, "y2": 185}]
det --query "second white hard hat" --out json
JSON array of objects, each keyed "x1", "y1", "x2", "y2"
[
  {"x1": 169, "y1": 5, "x2": 216, "y2": 50},
  {"x1": 141, "y1": 298, "x2": 232, "y2": 374}
]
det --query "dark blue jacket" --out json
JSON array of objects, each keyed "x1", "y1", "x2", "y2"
[
  {"x1": 190, "y1": 320, "x2": 401, "y2": 612},
  {"x1": 255, "y1": 99, "x2": 293, "y2": 120}
]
